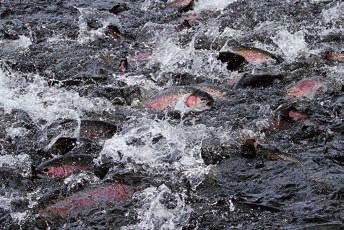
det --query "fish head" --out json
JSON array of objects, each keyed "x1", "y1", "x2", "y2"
[
  {"x1": 185, "y1": 89, "x2": 214, "y2": 112},
  {"x1": 35, "y1": 164, "x2": 81, "y2": 178},
  {"x1": 35, "y1": 165, "x2": 61, "y2": 178}
]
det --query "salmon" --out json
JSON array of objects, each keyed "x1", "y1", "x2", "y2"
[
  {"x1": 119, "y1": 58, "x2": 128, "y2": 73},
  {"x1": 288, "y1": 78, "x2": 325, "y2": 99},
  {"x1": 143, "y1": 86, "x2": 214, "y2": 112},
  {"x1": 167, "y1": 0, "x2": 194, "y2": 9},
  {"x1": 223, "y1": 76, "x2": 241, "y2": 88},
  {"x1": 191, "y1": 84, "x2": 228, "y2": 99},
  {"x1": 109, "y1": 3, "x2": 128, "y2": 15},
  {"x1": 234, "y1": 74, "x2": 283, "y2": 88},
  {"x1": 218, "y1": 47, "x2": 280, "y2": 71},
  {"x1": 40, "y1": 184, "x2": 133, "y2": 218},
  {"x1": 233, "y1": 47, "x2": 280, "y2": 65},
  {"x1": 106, "y1": 25, "x2": 125, "y2": 40},
  {"x1": 325, "y1": 51, "x2": 344, "y2": 62},
  {"x1": 266, "y1": 103, "x2": 308, "y2": 132},
  {"x1": 80, "y1": 120, "x2": 118, "y2": 140},
  {"x1": 288, "y1": 110, "x2": 307, "y2": 121},
  {"x1": 35, "y1": 154, "x2": 94, "y2": 178}
]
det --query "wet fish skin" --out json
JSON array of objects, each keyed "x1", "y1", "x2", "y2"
[
  {"x1": 40, "y1": 184, "x2": 133, "y2": 218},
  {"x1": 218, "y1": 51, "x2": 247, "y2": 71},
  {"x1": 223, "y1": 76, "x2": 241, "y2": 88},
  {"x1": 191, "y1": 84, "x2": 228, "y2": 99},
  {"x1": 288, "y1": 110, "x2": 307, "y2": 121},
  {"x1": 234, "y1": 74, "x2": 283, "y2": 88},
  {"x1": 143, "y1": 86, "x2": 214, "y2": 112},
  {"x1": 166, "y1": 0, "x2": 194, "y2": 9},
  {"x1": 325, "y1": 51, "x2": 344, "y2": 62},
  {"x1": 106, "y1": 25, "x2": 126, "y2": 40},
  {"x1": 48, "y1": 137, "x2": 77, "y2": 155},
  {"x1": 180, "y1": 14, "x2": 198, "y2": 30},
  {"x1": 119, "y1": 58, "x2": 128, "y2": 73},
  {"x1": 80, "y1": 120, "x2": 118, "y2": 140},
  {"x1": 266, "y1": 104, "x2": 308, "y2": 131},
  {"x1": 38, "y1": 164, "x2": 90, "y2": 178},
  {"x1": 288, "y1": 78, "x2": 325, "y2": 99},
  {"x1": 233, "y1": 47, "x2": 281, "y2": 65},
  {"x1": 109, "y1": 3, "x2": 129, "y2": 15},
  {"x1": 35, "y1": 154, "x2": 94, "y2": 178}
]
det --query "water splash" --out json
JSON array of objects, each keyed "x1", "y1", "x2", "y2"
[
  {"x1": 273, "y1": 30, "x2": 308, "y2": 61},
  {"x1": 6, "y1": 127, "x2": 29, "y2": 139},
  {"x1": 0, "y1": 36, "x2": 32, "y2": 52},
  {"x1": 112, "y1": 74, "x2": 160, "y2": 92},
  {"x1": 193, "y1": 0, "x2": 237, "y2": 12},
  {"x1": 150, "y1": 36, "x2": 227, "y2": 80},
  {"x1": 0, "y1": 188, "x2": 41, "y2": 224},
  {"x1": 123, "y1": 184, "x2": 192, "y2": 230},
  {"x1": 0, "y1": 154, "x2": 31, "y2": 177},
  {"x1": 322, "y1": 2, "x2": 344, "y2": 23},
  {"x1": 98, "y1": 117, "x2": 210, "y2": 187},
  {"x1": 0, "y1": 68, "x2": 111, "y2": 124},
  {"x1": 76, "y1": 7, "x2": 120, "y2": 44}
]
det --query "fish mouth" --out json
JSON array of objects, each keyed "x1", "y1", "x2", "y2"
[
  {"x1": 191, "y1": 89, "x2": 214, "y2": 106},
  {"x1": 32, "y1": 165, "x2": 50, "y2": 179},
  {"x1": 184, "y1": 89, "x2": 214, "y2": 111}
]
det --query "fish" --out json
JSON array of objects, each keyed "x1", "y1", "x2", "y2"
[
  {"x1": 266, "y1": 104, "x2": 308, "y2": 131},
  {"x1": 166, "y1": 0, "x2": 195, "y2": 10},
  {"x1": 109, "y1": 3, "x2": 128, "y2": 15},
  {"x1": 232, "y1": 47, "x2": 280, "y2": 65},
  {"x1": 287, "y1": 78, "x2": 325, "y2": 99},
  {"x1": 143, "y1": 86, "x2": 214, "y2": 112},
  {"x1": 180, "y1": 14, "x2": 198, "y2": 31},
  {"x1": 47, "y1": 137, "x2": 77, "y2": 155},
  {"x1": 106, "y1": 25, "x2": 125, "y2": 40},
  {"x1": 80, "y1": 120, "x2": 118, "y2": 140},
  {"x1": 325, "y1": 51, "x2": 344, "y2": 62},
  {"x1": 191, "y1": 84, "x2": 228, "y2": 99},
  {"x1": 234, "y1": 74, "x2": 283, "y2": 88},
  {"x1": 35, "y1": 154, "x2": 94, "y2": 178},
  {"x1": 218, "y1": 47, "x2": 280, "y2": 71},
  {"x1": 288, "y1": 110, "x2": 307, "y2": 121},
  {"x1": 241, "y1": 138, "x2": 300, "y2": 163},
  {"x1": 119, "y1": 58, "x2": 128, "y2": 73},
  {"x1": 129, "y1": 51, "x2": 152, "y2": 63},
  {"x1": 39, "y1": 184, "x2": 133, "y2": 218},
  {"x1": 223, "y1": 76, "x2": 242, "y2": 88},
  {"x1": 218, "y1": 51, "x2": 247, "y2": 71}
]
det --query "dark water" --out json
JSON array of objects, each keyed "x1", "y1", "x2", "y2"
[{"x1": 0, "y1": 0, "x2": 343, "y2": 229}]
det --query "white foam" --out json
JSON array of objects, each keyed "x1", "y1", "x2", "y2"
[
  {"x1": 273, "y1": 30, "x2": 308, "y2": 61},
  {"x1": 325, "y1": 65, "x2": 344, "y2": 90},
  {"x1": 112, "y1": 74, "x2": 160, "y2": 92},
  {"x1": 0, "y1": 35, "x2": 32, "y2": 52},
  {"x1": 0, "y1": 188, "x2": 41, "y2": 224},
  {"x1": 123, "y1": 184, "x2": 192, "y2": 230},
  {"x1": 219, "y1": 27, "x2": 245, "y2": 39},
  {"x1": 141, "y1": 0, "x2": 161, "y2": 11},
  {"x1": 0, "y1": 68, "x2": 112, "y2": 124},
  {"x1": 0, "y1": 154, "x2": 32, "y2": 177},
  {"x1": 6, "y1": 127, "x2": 29, "y2": 139},
  {"x1": 150, "y1": 37, "x2": 227, "y2": 80},
  {"x1": 76, "y1": 7, "x2": 120, "y2": 44},
  {"x1": 193, "y1": 0, "x2": 237, "y2": 12},
  {"x1": 64, "y1": 172, "x2": 100, "y2": 192},
  {"x1": 322, "y1": 2, "x2": 344, "y2": 23},
  {"x1": 98, "y1": 118, "x2": 210, "y2": 187},
  {"x1": 99, "y1": 118, "x2": 207, "y2": 164}
]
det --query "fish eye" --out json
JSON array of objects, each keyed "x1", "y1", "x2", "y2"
[{"x1": 42, "y1": 168, "x2": 49, "y2": 172}]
